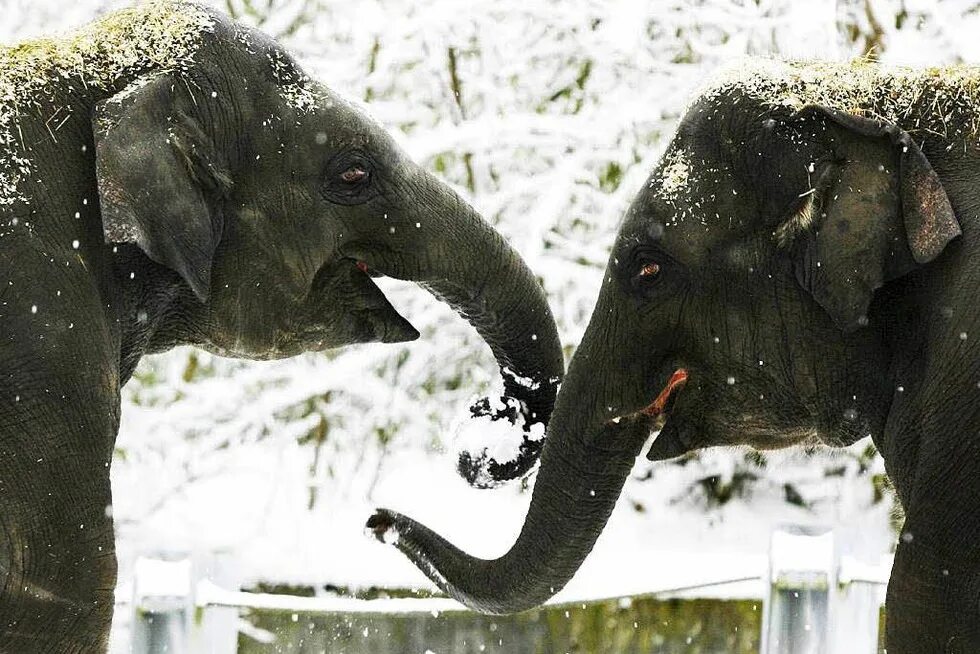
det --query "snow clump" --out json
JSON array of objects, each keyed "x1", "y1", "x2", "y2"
[{"x1": 453, "y1": 395, "x2": 545, "y2": 487}]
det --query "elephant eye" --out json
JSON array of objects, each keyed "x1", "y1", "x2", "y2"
[
  {"x1": 340, "y1": 166, "x2": 368, "y2": 184},
  {"x1": 638, "y1": 262, "x2": 660, "y2": 278},
  {"x1": 629, "y1": 258, "x2": 665, "y2": 298},
  {"x1": 323, "y1": 150, "x2": 379, "y2": 206}
]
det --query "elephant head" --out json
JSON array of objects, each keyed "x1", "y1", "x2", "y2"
[
  {"x1": 92, "y1": 12, "x2": 562, "y2": 486},
  {"x1": 368, "y1": 62, "x2": 965, "y2": 613}
]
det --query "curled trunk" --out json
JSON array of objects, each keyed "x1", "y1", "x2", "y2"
[
  {"x1": 368, "y1": 302, "x2": 653, "y2": 611},
  {"x1": 422, "y1": 252, "x2": 560, "y2": 484},
  {"x1": 368, "y1": 411, "x2": 651, "y2": 612},
  {"x1": 356, "y1": 170, "x2": 564, "y2": 486}
]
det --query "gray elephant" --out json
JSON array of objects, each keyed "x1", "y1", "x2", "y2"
[
  {"x1": 0, "y1": 3, "x2": 562, "y2": 650},
  {"x1": 373, "y1": 60, "x2": 980, "y2": 653}
]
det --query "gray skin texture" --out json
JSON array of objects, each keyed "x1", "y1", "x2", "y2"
[
  {"x1": 373, "y1": 68, "x2": 980, "y2": 653},
  {"x1": 0, "y1": 4, "x2": 562, "y2": 651}
]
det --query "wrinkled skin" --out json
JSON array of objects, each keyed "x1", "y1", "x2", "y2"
[
  {"x1": 376, "y1": 78, "x2": 980, "y2": 652},
  {"x1": 0, "y1": 5, "x2": 562, "y2": 651}
]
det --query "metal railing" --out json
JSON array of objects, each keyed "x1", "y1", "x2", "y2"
[{"x1": 130, "y1": 524, "x2": 892, "y2": 653}]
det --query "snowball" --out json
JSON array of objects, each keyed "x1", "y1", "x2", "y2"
[{"x1": 453, "y1": 395, "x2": 544, "y2": 486}]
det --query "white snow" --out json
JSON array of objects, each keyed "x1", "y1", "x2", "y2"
[
  {"x1": 769, "y1": 527, "x2": 835, "y2": 579},
  {"x1": 452, "y1": 395, "x2": 543, "y2": 485},
  {"x1": 500, "y1": 366, "x2": 543, "y2": 391},
  {"x1": 454, "y1": 413, "x2": 523, "y2": 470},
  {"x1": 132, "y1": 556, "x2": 193, "y2": 600},
  {"x1": 655, "y1": 148, "x2": 691, "y2": 200},
  {"x1": 108, "y1": 427, "x2": 893, "y2": 600}
]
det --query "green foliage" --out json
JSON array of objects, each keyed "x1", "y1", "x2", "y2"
[
  {"x1": 543, "y1": 59, "x2": 593, "y2": 114},
  {"x1": 691, "y1": 471, "x2": 759, "y2": 508},
  {"x1": 239, "y1": 596, "x2": 761, "y2": 654},
  {"x1": 598, "y1": 161, "x2": 624, "y2": 193}
]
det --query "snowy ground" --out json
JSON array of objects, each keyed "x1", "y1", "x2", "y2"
[
  {"x1": 107, "y1": 431, "x2": 895, "y2": 652},
  {"x1": 106, "y1": 409, "x2": 895, "y2": 650},
  {"x1": 112, "y1": 432, "x2": 894, "y2": 598}
]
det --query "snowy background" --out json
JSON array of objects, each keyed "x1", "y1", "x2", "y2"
[{"x1": 4, "y1": 0, "x2": 979, "y2": 648}]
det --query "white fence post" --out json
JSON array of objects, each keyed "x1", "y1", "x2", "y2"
[
  {"x1": 832, "y1": 553, "x2": 890, "y2": 654},
  {"x1": 762, "y1": 525, "x2": 834, "y2": 654},
  {"x1": 761, "y1": 525, "x2": 885, "y2": 654},
  {"x1": 131, "y1": 552, "x2": 239, "y2": 654}
]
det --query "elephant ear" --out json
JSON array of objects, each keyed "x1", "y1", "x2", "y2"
[
  {"x1": 777, "y1": 106, "x2": 960, "y2": 332},
  {"x1": 93, "y1": 73, "x2": 231, "y2": 302}
]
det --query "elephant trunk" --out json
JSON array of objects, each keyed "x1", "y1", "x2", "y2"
[
  {"x1": 370, "y1": 171, "x2": 564, "y2": 487},
  {"x1": 369, "y1": 303, "x2": 659, "y2": 612},
  {"x1": 367, "y1": 418, "x2": 650, "y2": 613}
]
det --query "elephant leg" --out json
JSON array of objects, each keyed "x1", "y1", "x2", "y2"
[
  {"x1": 0, "y1": 413, "x2": 119, "y2": 652},
  {"x1": 0, "y1": 319, "x2": 122, "y2": 652},
  {"x1": 0, "y1": 242, "x2": 126, "y2": 650},
  {"x1": 885, "y1": 532, "x2": 980, "y2": 654}
]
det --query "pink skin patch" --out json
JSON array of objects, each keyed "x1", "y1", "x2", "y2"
[
  {"x1": 640, "y1": 368, "x2": 689, "y2": 417},
  {"x1": 356, "y1": 261, "x2": 369, "y2": 273}
]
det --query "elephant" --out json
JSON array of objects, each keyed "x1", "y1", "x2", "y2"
[
  {"x1": 371, "y1": 59, "x2": 980, "y2": 653},
  {"x1": 0, "y1": 2, "x2": 563, "y2": 650}
]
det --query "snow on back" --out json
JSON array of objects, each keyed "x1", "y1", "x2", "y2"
[
  {"x1": 0, "y1": 1, "x2": 215, "y2": 205},
  {"x1": 695, "y1": 57, "x2": 980, "y2": 144}
]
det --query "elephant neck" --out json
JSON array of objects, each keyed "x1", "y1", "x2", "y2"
[
  {"x1": 875, "y1": 218, "x2": 980, "y2": 508},
  {"x1": 110, "y1": 244, "x2": 202, "y2": 382}
]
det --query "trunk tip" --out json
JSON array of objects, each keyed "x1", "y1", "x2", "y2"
[{"x1": 365, "y1": 508, "x2": 401, "y2": 545}]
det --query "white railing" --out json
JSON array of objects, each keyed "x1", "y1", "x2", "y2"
[
  {"x1": 130, "y1": 524, "x2": 892, "y2": 654},
  {"x1": 760, "y1": 525, "x2": 889, "y2": 654}
]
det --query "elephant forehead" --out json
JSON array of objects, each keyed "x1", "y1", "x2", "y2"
[
  {"x1": 653, "y1": 147, "x2": 691, "y2": 201},
  {"x1": 646, "y1": 140, "x2": 739, "y2": 213},
  {"x1": 617, "y1": 214, "x2": 734, "y2": 270},
  {"x1": 265, "y1": 47, "x2": 319, "y2": 114},
  {"x1": 306, "y1": 90, "x2": 395, "y2": 147},
  {"x1": 623, "y1": 159, "x2": 748, "y2": 264}
]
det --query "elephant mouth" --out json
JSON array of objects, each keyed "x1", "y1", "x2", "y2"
[
  {"x1": 641, "y1": 368, "x2": 689, "y2": 420},
  {"x1": 355, "y1": 260, "x2": 384, "y2": 278},
  {"x1": 607, "y1": 368, "x2": 690, "y2": 460},
  {"x1": 608, "y1": 367, "x2": 688, "y2": 426},
  {"x1": 645, "y1": 368, "x2": 692, "y2": 460},
  {"x1": 294, "y1": 258, "x2": 420, "y2": 347},
  {"x1": 354, "y1": 261, "x2": 419, "y2": 343}
]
